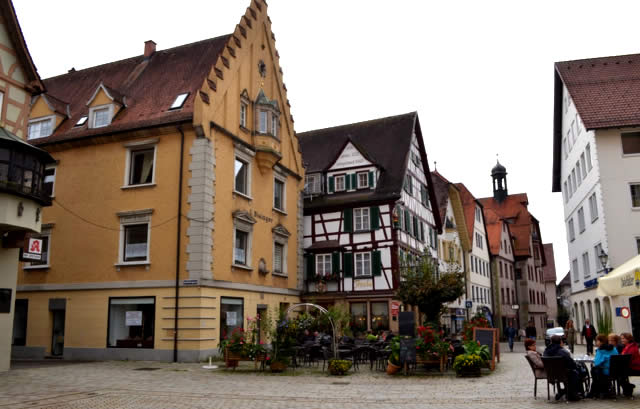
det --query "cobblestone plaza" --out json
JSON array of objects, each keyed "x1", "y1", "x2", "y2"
[{"x1": 1, "y1": 343, "x2": 637, "y2": 409}]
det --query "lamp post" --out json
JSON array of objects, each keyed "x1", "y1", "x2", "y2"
[{"x1": 598, "y1": 250, "x2": 611, "y2": 274}]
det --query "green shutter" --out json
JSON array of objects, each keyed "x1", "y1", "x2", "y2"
[
  {"x1": 332, "y1": 252, "x2": 340, "y2": 274},
  {"x1": 421, "y1": 185, "x2": 426, "y2": 206},
  {"x1": 329, "y1": 176, "x2": 335, "y2": 193},
  {"x1": 370, "y1": 206, "x2": 380, "y2": 230},
  {"x1": 305, "y1": 254, "x2": 315, "y2": 279},
  {"x1": 413, "y1": 216, "x2": 418, "y2": 237},
  {"x1": 344, "y1": 209, "x2": 353, "y2": 232},
  {"x1": 404, "y1": 210, "x2": 410, "y2": 232},
  {"x1": 343, "y1": 253, "x2": 353, "y2": 277},
  {"x1": 345, "y1": 174, "x2": 351, "y2": 190},
  {"x1": 420, "y1": 222, "x2": 425, "y2": 242},
  {"x1": 351, "y1": 174, "x2": 357, "y2": 189},
  {"x1": 368, "y1": 171, "x2": 374, "y2": 187},
  {"x1": 373, "y1": 250, "x2": 382, "y2": 276}
]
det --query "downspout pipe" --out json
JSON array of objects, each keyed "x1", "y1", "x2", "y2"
[{"x1": 173, "y1": 126, "x2": 185, "y2": 362}]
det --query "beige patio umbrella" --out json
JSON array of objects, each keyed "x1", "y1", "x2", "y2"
[{"x1": 597, "y1": 254, "x2": 640, "y2": 297}]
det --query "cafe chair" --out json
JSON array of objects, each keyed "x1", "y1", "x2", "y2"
[
  {"x1": 525, "y1": 355, "x2": 548, "y2": 399},
  {"x1": 541, "y1": 357, "x2": 568, "y2": 402},
  {"x1": 609, "y1": 354, "x2": 632, "y2": 397}
]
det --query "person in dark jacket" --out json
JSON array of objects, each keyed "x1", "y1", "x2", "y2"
[
  {"x1": 543, "y1": 335, "x2": 583, "y2": 401},
  {"x1": 581, "y1": 319, "x2": 597, "y2": 355},
  {"x1": 525, "y1": 321, "x2": 537, "y2": 340},
  {"x1": 587, "y1": 334, "x2": 618, "y2": 399},
  {"x1": 505, "y1": 322, "x2": 517, "y2": 352}
]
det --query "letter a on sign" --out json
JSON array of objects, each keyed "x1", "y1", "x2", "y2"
[{"x1": 29, "y1": 239, "x2": 41, "y2": 254}]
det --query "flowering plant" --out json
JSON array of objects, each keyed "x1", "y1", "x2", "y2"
[
  {"x1": 415, "y1": 325, "x2": 451, "y2": 359},
  {"x1": 462, "y1": 340, "x2": 490, "y2": 361},
  {"x1": 452, "y1": 353, "x2": 484, "y2": 371},
  {"x1": 462, "y1": 314, "x2": 490, "y2": 341},
  {"x1": 219, "y1": 327, "x2": 247, "y2": 355}
]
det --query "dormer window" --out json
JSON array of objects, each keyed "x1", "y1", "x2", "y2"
[
  {"x1": 89, "y1": 105, "x2": 113, "y2": 128},
  {"x1": 28, "y1": 117, "x2": 54, "y2": 140},
  {"x1": 170, "y1": 93, "x2": 189, "y2": 110},
  {"x1": 335, "y1": 175, "x2": 346, "y2": 192}
]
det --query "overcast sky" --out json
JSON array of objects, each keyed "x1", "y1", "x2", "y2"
[{"x1": 15, "y1": 0, "x2": 640, "y2": 282}]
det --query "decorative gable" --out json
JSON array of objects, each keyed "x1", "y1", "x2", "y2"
[{"x1": 329, "y1": 141, "x2": 373, "y2": 170}]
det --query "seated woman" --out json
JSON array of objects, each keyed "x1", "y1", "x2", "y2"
[
  {"x1": 587, "y1": 334, "x2": 618, "y2": 399},
  {"x1": 620, "y1": 332, "x2": 640, "y2": 397},
  {"x1": 524, "y1": 339, "x2": 545, "y2": 376},
  {"x1": 608, "y1": 333, "x2": 624, "y2": 354}
]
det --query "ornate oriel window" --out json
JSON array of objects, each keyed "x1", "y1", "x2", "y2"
[{"x1": 254, "y1": 89, "x2": 280, "y2": 139}]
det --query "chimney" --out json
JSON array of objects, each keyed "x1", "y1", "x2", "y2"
[{"x1": 144, "y1": 40, "x2": 156, "y2": 58}]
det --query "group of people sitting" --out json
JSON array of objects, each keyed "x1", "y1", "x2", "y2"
[{"x1": 526, "y1": 332, "x2": 640, "y2": 400}]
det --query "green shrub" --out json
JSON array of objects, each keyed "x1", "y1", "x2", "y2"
[
  {"x1": 452, "y1": 354, "x2": 483, "y2": 371},
  {"x1": 328, "y1": 359, "x2": 352, "y2": 376}
]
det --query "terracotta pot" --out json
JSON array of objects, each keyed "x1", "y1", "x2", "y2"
[
  {"x1": 386, "y1": 361, "x2": 401, "y2": 375},
  {"x1": 270, "y1": 361, "x2": 287, "y2": 373}
]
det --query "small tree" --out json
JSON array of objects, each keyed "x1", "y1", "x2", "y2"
[{"x1": 396, "y1": 251, "x2": 465, "y2": 324}]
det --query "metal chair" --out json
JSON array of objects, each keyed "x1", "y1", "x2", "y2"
[
  {"x1": 524, "y1": 355, "x2": 547, "y2": 399},
  {"x1": 541, "y1": 357, "x2": 569, "y2": 401},
  {"x1": 609, "y1": 354, "x2": 632, "y2": 396}
]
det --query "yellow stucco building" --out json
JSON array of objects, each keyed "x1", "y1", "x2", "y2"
[{"x1": 13, "y1": 0, "x2": 304, "y2": 362}]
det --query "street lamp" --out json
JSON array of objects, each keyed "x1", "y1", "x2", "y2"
[{"x1": 598, "y1": 249, "x2": 610, "y2": 273}]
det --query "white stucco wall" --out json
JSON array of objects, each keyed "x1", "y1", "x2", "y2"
[{"x1": 0, "y1": 248, "x2": 19, "y2": 372}]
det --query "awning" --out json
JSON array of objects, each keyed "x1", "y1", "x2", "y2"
[{"x1": 597, "y1": 254, "x2": 640, "y2": 297}]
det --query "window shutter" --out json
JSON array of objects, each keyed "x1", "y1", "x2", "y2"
[
  {"x1": 404, "y1": 210, "x2": 410, "y2": 232},
  {"x1": 370, "y1": 206, "x2": 380, "y2": 230},
  {"x1": 368, "y1": 171, "x2": 374, "y2": 187},
  {"x1": 329, "y1": 176, "x2": 335, "y2": 193},
  {"x1": 331, "y1": 252, "x2": 340, "y2": 274},
  {"x1": 421, "y1": 185, "x2": 426, "y2": 206},
  {"x1": 345, "y1": 174, "x2": 351, "y2": 190},
  {"x1": 351, "y1": 174, "x2": 357, "y2": 189},
  {"x1": 343, "y1": 209, "x2": 353, "y2": 232},
  {"x1": 413, "y1": 216, "x2": 418, "y2": 237},
  {"x1": 305, "y1": 254, "x2": 315, "y2": 279},
  {"x1": 420, "y1": 222, "x2": 425, "y2": 242},
  {"x1": 343, "y1": 253, "x2": 353, "y2": 277},
  {"x1": 373, "y1": 250, "x2": 382, "y2": 276}
]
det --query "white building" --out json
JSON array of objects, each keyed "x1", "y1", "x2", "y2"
[{"x1": 553, "y1": 54, "x2": 640, "y2": 339}]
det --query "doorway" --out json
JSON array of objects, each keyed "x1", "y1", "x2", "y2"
[
  {"x1": 256, "y1": 304, "x2": 267, "y2": 344},
  {"x1": 49, "y1": 298, "x2": 66, "y2": 357}
]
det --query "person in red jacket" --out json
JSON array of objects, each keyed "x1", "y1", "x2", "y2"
[{"x1": 620, "y1": 332, "x2": 640, "y2": 397}]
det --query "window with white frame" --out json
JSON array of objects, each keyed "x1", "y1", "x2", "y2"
[
  {"x1": 90, "y1": 105, "x2": 112, "y2": 128},
  {"x1": 232, "y1": 211, "x2": 255, "y2": 268},
  {"x1": 240, "y1": 102, "x2": 247, "y2": 128},
  {"x1": 335, "y1": 175, "x2": 345, "y2": 192},
  {"x1": 568, "y1": 218, "x2": 575, "y2": 242},
  {"x1": 355, "y1": 252, "x2": 371, "y2": 277},
  {"x1": 305, "y1": 174, "x2": 322, "y2": 194},
  {"x1": 585, "y1": 143, "x2": 592, "y2": 171},
  {"x1": 576, "y1": 162, "x2": 582, "y2": 185},
  {"x1": 316, "y1": 254, "x2": 332, "y2": 276},
  {"x1": 571, "y1": 169, "x2": 577, "y2": 193},
  {"x1": 258, "y1": 110, "x2": 268, "y2": 134},
  {"x1": 234, "y1": 148, "x2": 253, "y2": 197},
  {"x1": 44, "y1": 165, "x2": 56, "y2": 197},
  {"x1": 273, "y1": 242, "x2": 284, "y2": 274},
  {"x1": 589, "y1": 193, "x2": 598, "y2": 222},
  {"x1": 594, "y1": 243, "x2": 603, "y2": 271},
  {"x1": 271, "y1": 115, "x2": 278, "y2": 137},
  {"x1": 475, "y1": 232, "x2": 483, "y2": 249},
  {"x1": 572, "y1": 258, "x2": 580, "y2": 282},
  {"x1": 577, "y1": 207, "x2": 585, "y2": 233},
  {"x1": 118, "y1": 209, "x2": 152, "y2": 264},
  {"x1": 475, "y1": 207, "x2": 481, "y2": 222},
  {"x1": 630, "y1": 184, "x2": 640, "y2": 208},
  {"x1": 127, "y1": 148, "x2": 155, "y2": 186},
  {"x1": 28, "y1": 117, "x2": 54, "y2": 140},
  {"x1": 580, "y1": 153, "x2": 587, "y2": 179},
  {"x1": 357, "y1": 172, "x2": 368, "y2": 189},
  {"x1": 235, "y1": 231, "x2": 248, "y2": 265},
  {"x1": 582, "y1": 252, "x2": 591, "y2": 278},
  {"x1": 273, "y1": 174, "x2": 286, "y2": 211},
  {"x1": 24, "y1": 227, "x2": 51, "y2": 268},
  {"x1": 354, "y1": 208, "x2": 370, "y2": 231}
]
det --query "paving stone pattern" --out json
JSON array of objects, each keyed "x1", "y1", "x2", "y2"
[{"x1": 0, "y1": 343, "x2": 637, "y2": 408}]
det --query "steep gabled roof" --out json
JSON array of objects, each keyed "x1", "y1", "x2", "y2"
[
  {"x1": 479, "y1": 193, "x2": 533, "y2": 258},
  {"x1": 542, "y1": 243, "x2": 556, "y2": 282},
  {"x1": 483, "y1": 207, "x2": 503, "y2": 256},
  {"x1": 299, "y1": 112, "x2": 442, "y2": 232},
  {"x1": 30, "y1": 35, "x2": 230, "y2": 146},
  {"x1": 431, "y1": 171, "x2": 451, "y2": 223},
  {"x1": 453, "y1": 182, "x2": 481, "y2": 247},
  {"x1": 0, "y1": 0, "x2": 44, "y2": 92}
]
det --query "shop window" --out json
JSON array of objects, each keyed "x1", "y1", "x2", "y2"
[
  {"x1": 370, "y1": 302, "x2": 389, "y2": 333},
  {"x1": 220, "y1": 297, "x2": 244, "y2": 341},
  {"x1": 350, "y1": 302, "x2": 367, "y2": 334},
  {"x1": 12, "y1": 299, "x2": 28, "y2": 346},
  {"x1": 107, "y1": 297, "x2": 155, "y2": 348}
]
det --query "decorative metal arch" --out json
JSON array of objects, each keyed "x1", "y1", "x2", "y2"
[{"x1": 285, "y1": 303, "x2": 338, "y2": 359}]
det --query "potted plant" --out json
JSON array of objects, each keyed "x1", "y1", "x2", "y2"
[
  {"x1": 386, "y1": 336, "x2": 402, "y2": 375},
  {"x1": 328, "y1": 359, "x2": 352, "y2": 376},
  {"x1": 263, "y1": 311, "x2": 296, "y2": 373},
  {"x1": 453, "y1": 340, "x2": 490, "y2": 377},
  {"x1": 415, "y1": 326, "x2": 450, "y2": 371}
]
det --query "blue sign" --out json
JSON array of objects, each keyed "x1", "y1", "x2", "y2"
[
  {"x1": 584, "y1": 278, "x2": 598, "y2": 289},
  {"x1": 465, "y1": 301, "x2": 473, "y2": 309}
]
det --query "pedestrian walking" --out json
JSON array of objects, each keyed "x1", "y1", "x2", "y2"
[
  {"x1": 525, "y1": 320, "x2": 537, "y2": 340},
  {"x1": 565, "y1": 319, "x2": 576, "y2": 354},
  {"x1": 581, "y1": 319, "x2": 597, "y2": 355},
  {"x1": 505, "y1": 322, "x2": 517, "y2": 352}
]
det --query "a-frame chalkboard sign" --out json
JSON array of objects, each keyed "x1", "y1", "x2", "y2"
[{"x1": 473, "y1": 327, "x2": 499, "y2": 371}]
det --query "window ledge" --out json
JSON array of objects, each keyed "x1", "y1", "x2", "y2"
[
  {"x1": 273, "y1": 208, "x2": 287, "y2": 215},
  {"x1": 232, "y1": 264, "x2": 253, "y2": 271},
  {"x1": 354, "y1": 275, "x2": 373, "y2": 279},
  {"x1": 591, "y1": 217, "x2": 599, "y2": 223},
  {"x1": 233, "y1": 191, "x2": 253, "y2": 201},
  {"x1": 121, "y1": 183, "x2": 156, "y2": 190},
  {"x1": 632, "y1": 207, "x2": 640, "y2": 211},
  {"x1": 272, "y1": 272, "x2": 288, "y2": 278},
  {"x1": 239, "y1": 125, "x2": 250, "y2": 134},
  {"x1": 115, "y1": 261, "x2": 150, "y2": 267},
  {"x1": 23, "y1": 264, "x2": 50, "y2": 270}
]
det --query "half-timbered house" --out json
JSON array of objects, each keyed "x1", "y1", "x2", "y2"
[{"x1": 299, "y1": 112, "x2": 441, "y2": 334}]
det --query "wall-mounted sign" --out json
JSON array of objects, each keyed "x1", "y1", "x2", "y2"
[
  {"x1": 125, "y1": 311, "x2": 142, "y2": 326},
  {"x1": 465, "y1": 300, "x2": 473, "y2": 309},
  {"x1": 253, "y1": 210, "x2": 273, "y2": 223},
  {"x1": 618, "y1": 307, "x2": 630, "y2": 319},
  {"x1": 391, "y1": 301, "x2": 400, "y2": 317},
  {"x1": 354, "y1": 280, "x2": 373, "y2": 291},
  {"x1": 330, "y1": 143, "x2": 372, "y2": 169},
  {"x1": 226, "y1": 311, "x2": 238, "y2": 326},
  {"x1": 20, "y1": 237, "x2": 43, "y2": 262}
]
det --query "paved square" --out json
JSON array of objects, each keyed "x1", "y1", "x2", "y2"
[{"x1": 0, "y1": 343, "x2": 637, "y2": 408}]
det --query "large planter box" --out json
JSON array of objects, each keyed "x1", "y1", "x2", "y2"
[{"x1": 416, "y1": 355, "x2": 446, "y2": 372}]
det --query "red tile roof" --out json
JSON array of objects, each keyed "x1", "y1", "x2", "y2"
[
  {"x1": 31, "y1": 35, "x2": 230, "y2": 146},
  {"x1": 483, "y1": 208, "x2": 503, "y2": 256},
  {"x1": 478, "y1": 194, "x2": 532, "y2": 258},
  {"x1": 556, "y1": 53, "x2": 640, "y2": 130},
  {"x1": 542, "y1": 243, "x2": 557, "y2": 282}
]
